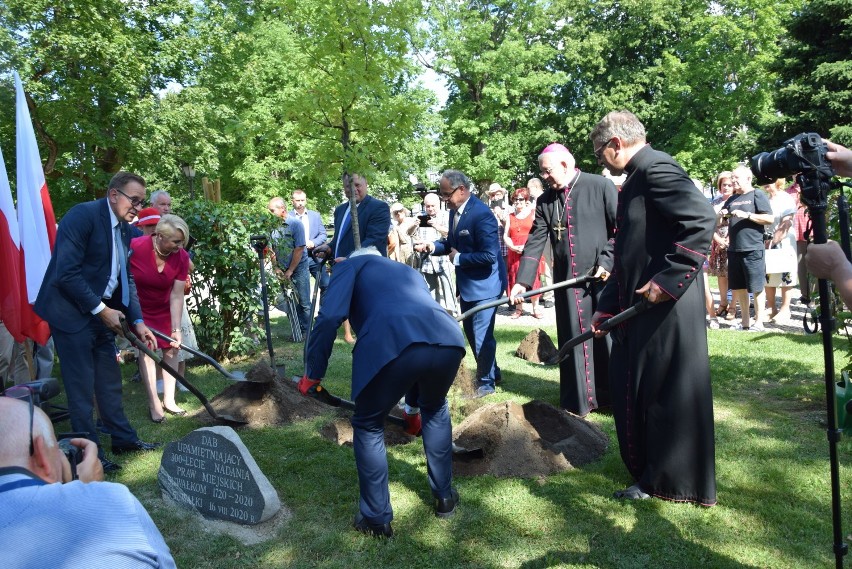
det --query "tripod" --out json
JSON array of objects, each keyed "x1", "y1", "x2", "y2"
[{"x1": 798, "y1": 167, "x2": 850, "y2": 568}]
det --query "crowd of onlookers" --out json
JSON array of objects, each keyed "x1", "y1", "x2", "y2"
[
  {"x1": 381, "y1": 163, "x2": 814, "y2": 334},
  {"x1": 705, "y1": 166, "x2": 810, "y2": 331}
]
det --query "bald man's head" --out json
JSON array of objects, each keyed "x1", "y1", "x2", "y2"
[{"x1": 0, "y1": 396, "x2": 56, "y2": 468}]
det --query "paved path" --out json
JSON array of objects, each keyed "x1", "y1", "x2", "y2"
[{"x1": 494, "y1": 289, "x2": 814, "y2": 335}]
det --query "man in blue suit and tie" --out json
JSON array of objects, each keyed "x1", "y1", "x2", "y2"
[
  {"x1": 290, "y1": 189, "x2": 329, "y2": 298},
  {"x1": 316, "y1": 173, "x2": 391, "y2": 261},
  {"x1": 314, "y1": 173, "x2": 391, "y2": 342},
  {"x1": 298, "y1": 248, "x2": 465, "y2": 537},
  {"x1": 417, "y1": 170, "x2": 504, "y2": 398},
  {"x1": 34, "y1": 172, "x2": 161, "y2": 472}
]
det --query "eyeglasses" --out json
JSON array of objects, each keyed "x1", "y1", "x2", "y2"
[
  {"x1": 539, "y1": 166, "x2": 556, "y2": 176},
  {"x1": 513, "y1": 198, "x2": 527, "y2": 203},
  {"x1": 594, "y1": 138, "x2": 615, "y2": 161},
  {"x1": 439, "y1": 186, "x2": 462, "y2": 201},
  {"x1": 114, "y1": 187, "x2": 145, "y2": 208},
  {"x1": 5, "y1": 385, "x2": 35, "y2": 456}
]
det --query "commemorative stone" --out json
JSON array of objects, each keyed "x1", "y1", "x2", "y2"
[{"x1": 159, "y1": 426, "x2": 280, "y2": 525}]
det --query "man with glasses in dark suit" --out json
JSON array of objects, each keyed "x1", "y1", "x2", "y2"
[
  {"x1": 416, "y1": 169, "x2": 504, "y2": 398},
  {"x1": 34, "y1": 172, "x2": 161, "y2": 473}
]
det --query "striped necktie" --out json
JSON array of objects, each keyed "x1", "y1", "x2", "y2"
[{"x1": 115, "y1": 224, "x2": 130, "y2": 306}]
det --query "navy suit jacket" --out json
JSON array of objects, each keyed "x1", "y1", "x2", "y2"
[
  {"x1": 305, "y1": 255, "x2": 465, "y2": 400},
  {"x1": 328, "y1": 195, "x2": 391, "y2": 258},
  {"x1": 34, "y1": 198, "x2": 143, "y2": 334},
  {"x1": 289, "y1": 209, "x2": 326, "y2": 247},
  {"x1": 433, "y1": 194, "x2": 503, "y2": 302}
]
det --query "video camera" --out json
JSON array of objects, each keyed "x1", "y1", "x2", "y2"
[
  {"x1": 250, "y1": 234, "x2": 268, "y2": 255},
  {"x1": 750, "y1": 132, "x2": 835, "y2": 185},
  {"x1": 4, "y1": 378, "x2": 60, "y2": 412}
]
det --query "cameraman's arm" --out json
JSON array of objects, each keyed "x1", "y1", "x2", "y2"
[
  {"x1": 827, "y1": 141, "x2": 852, "y2": 177},
  {"x1": 70, "y1": 438, "x2": 104, "y2": 483},
  {"x1": 806, "y1": 241, "x2": 852, "y2": 308}
]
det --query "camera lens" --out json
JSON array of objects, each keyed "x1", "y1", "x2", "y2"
[{"x1": 750, "y1": 148, "x2": 794, "y2": 183}]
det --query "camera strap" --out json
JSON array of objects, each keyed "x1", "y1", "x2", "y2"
[{"x1": 0, "y1": 467, "x2": 47, "y2": 493}]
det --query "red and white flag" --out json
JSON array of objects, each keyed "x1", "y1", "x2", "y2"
[
  {"x1": 15, "y1": 71, "x2": 54, "y2": 345},
  {"x1": 0, "y1": 142, "x2": 24, "y2": 343}
]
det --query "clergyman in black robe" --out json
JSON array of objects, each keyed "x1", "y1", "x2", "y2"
[
  {"x1": 511, "y1": 143, "x2": 617, "y2": 417},
  {"x1": 590, "y1": 110, "x2": 717, "y2": 506}
]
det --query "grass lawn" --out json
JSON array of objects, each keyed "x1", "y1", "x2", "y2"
[{"x1": 76, "y1": 315, "x2": 852, "y2": 568}]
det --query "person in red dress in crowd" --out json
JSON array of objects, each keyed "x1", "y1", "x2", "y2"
[
  {"x1": 504, "y1": 187, "x2": 544, "y2": 319},
  {"x1": 129, "y1": 214, "x2": 190, "y2": 423}
]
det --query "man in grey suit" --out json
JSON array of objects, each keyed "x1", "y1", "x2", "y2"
[
  {"x1": 34, "y1": 172, "x2": 161, "y2": 472},
  {"x1": 290, "y1": 189, "x2": 329, "y2": 298}
]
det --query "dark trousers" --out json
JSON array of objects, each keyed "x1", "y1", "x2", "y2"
[
  {"x1": 52, "y1": 317, "x2": 138, "y2": 457},
  {"x1": 459, "y1": 296, "x2": 500, "y2": 385},
  {"x1": 351, "y1": 343, "x2": 464, "y2": 524}
]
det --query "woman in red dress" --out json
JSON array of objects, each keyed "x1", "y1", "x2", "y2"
[
  {"x1": 130, "y1": 214, "x2": 190, "y2": 423},
  {"x1": 504, "y1": 187, "x2": 543, "y2": 319}
]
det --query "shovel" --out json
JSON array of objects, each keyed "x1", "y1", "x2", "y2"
[
  {"x1": 122, "y1": 320, "x2": 248, "y2": 426},
  {"x1": 455, "y1": 271, "x2": 598, "y2": 322},
  {"x1": 148, "y1": 327, "x2": 248, "y2": 382},
  {"x1": 542, "y1": 299, "x2": 652, "y2": 366},
  {"x1": 296, "y1": 380, "x2": 484, "y2": 458}
]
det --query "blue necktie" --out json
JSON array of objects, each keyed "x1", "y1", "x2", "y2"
[
  {"x1": 115, "y1": 224, "x2": 130, "y2": 306},
  {"x1": 335, "y1": 210, "x2": 351, "y2": 258}
]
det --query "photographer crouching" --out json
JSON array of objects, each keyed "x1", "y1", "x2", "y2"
[{"x1": 0, "y1": 395, "x2": 176, "y2": 568}]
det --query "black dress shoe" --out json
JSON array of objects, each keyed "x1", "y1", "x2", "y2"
[
  {"x1": 435, "y1": 488, "x2": 460, "y2": 519},
  {"x1": 112, "y1": 440, "x2": 162, "y2": 455},
  {"x1": 353, "y1": 512, "x2": 393, "y2": 538},
  {"x1": 100, "y1": 457, "x2": 122, "y2": 473}
]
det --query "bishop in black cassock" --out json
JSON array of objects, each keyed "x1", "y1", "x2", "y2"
[{"x1": 513, "y1": 143, "x2": 617, "y2": 416}]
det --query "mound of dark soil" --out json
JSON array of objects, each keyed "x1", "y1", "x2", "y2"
[
  {"x1": 202, "y1": 363, "x2": 607, "y2": 479},
  {"x1": 452, "y1": 400, "x2": 608, "y2": 478},
  {"x1": 514, "y1": 329, "x2": 558, "y2": 364}
]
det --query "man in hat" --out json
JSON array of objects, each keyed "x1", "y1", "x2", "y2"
[{"x1": 509, "y1": 143, "x2": 617, "y2": 417}]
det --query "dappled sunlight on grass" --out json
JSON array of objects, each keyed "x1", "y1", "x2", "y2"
[{"x1": 86, "y1": 315, "x2": 852, "y2": 567}]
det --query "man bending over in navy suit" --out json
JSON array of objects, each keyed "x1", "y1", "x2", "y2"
[
  {"x1": 34, "y1": 172, "x2": 161, "y2": 473},
  {"x1": 416, "y1": 169, "x2": 504, "y2": 398},
  {"x1": 298, "y1": 248, "x2": 466, "y2": 538}
]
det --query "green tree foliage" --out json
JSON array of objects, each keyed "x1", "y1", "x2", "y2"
[
  {"x1": 182, "y1": 200, "x2": 276, "y2": 359},
  {"x1": 766, "y1": 0, "x2": 852, "y2": 147},
  {"x1": 549, "y1": 0, "x2": 797, "y2": 180},
  {"x1": 188, "y1": 0, "x2": 432, "y2": 210},
  {"x1": 0, "y1": 0, "x2": 198, "y2": 212},
  {"x1": 423, "y1": 0, "x2": 565, "y2": 190}
]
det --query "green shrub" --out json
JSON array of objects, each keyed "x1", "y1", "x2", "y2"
[{"x1": 181, "y1": 200, "x2": 276, "y2": 360}]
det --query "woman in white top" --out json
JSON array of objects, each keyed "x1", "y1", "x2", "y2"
[{"x1": 763, "y1": 179, "x2": 798, "y2": 323}]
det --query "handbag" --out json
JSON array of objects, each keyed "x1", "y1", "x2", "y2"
[{"x1": 764, "y1": 246, "x2": 795, "y2": 274}]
